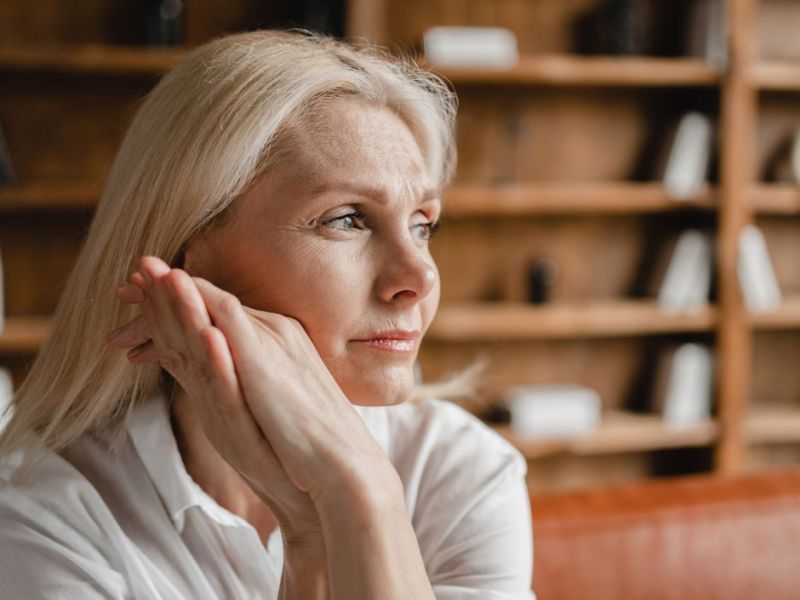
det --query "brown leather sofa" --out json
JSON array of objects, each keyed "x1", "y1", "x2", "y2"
[{"x1": 529, "y1": 468, "x2": 800, "y2": 599}]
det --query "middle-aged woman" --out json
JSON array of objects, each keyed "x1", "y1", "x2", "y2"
[{"x1": 0, "y1": 29, "x2": 534, "y2": 599}]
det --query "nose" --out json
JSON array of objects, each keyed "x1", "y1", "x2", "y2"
[{"x1": 375, "y1": 236, "x2": 438, "y2": 305}]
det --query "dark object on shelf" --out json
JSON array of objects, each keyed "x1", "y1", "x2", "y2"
[
  {"x1": 145, "y1": 0, "x2": 185, "y2": 47},
  {"x1": 483, "y1": 404, "x2": 511, "y2": 425},
  {"x1": 248, "y1": 0, "x2": 346, "y2": 38},
  {"x1": 526, "y1": 258, "x2": 558, "y2": 304},
  {"x1": 574, "y1": 0, "x2": 653, "y2": 56},
  {"x1": 0, "y1": 122, "x2": 16, "y2": 186}
]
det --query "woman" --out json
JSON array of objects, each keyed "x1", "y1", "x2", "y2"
[{"x1": 0, "y1": 29, "x2": 534, "y2": 599}]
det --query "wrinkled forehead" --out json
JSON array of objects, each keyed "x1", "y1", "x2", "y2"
[{"x1": 278, "y1": 98, "x2": 431, "y2": 194}]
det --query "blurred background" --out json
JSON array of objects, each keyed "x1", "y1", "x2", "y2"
[{"x1": 1, "y1": 0, "x2": 799, "y2": 497}]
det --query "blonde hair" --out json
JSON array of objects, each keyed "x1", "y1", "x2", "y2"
[{"x1": 0, "y1": 29, "x2": 485, "y2": 465}]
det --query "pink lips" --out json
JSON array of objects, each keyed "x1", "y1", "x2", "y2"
[{"x1": 352, "y1": 329, "x2": 420, "y2": 353}]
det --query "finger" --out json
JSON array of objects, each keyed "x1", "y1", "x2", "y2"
[
  {"x1": 190, "y1": 277, "x2": 264, "y2": 380},
  {"x1": 137, "y1": 257, "x2": 193, "y2": 364},
  {"x1": 198, "y1": 326, "x2": 288, "y2": 482},
  {"x1": 127, "y1": 339, "x2": 158, "y2": 364},
  {"x1": 163, "y1": 269, "x2": 212, "y2": 363},
  {"x1": 114, "y1": 282, "x2": 145, "y2": 303},
  {"x1": 106, "y1": 314, "x2": 151, "y2": 348}
]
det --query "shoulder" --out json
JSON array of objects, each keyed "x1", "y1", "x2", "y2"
[
  {"x1": 368, "y1": 398, "x2": 534, "y2": 597},
  {"x1": 374, "y1": 397, "x2": 527, "y2": 491},
  {"x1": 0, "y1": 444, "x2": 129, "y2": 598}
]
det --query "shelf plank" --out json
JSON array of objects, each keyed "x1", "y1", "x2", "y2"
[
  {"x1": 751, "y1": 184, "x2": 800, "y2": 214},
  {"x1": 0, "y1": 316, "x2": 50, "y2": 353},
  {"x1": 443, "y1": 182, "x2": 716, "y2": 216},
  {"x1": 0, "y1": 44, "x2": 184, "y2": 74},
  {"x1": 746, "y1": 406, "x2": 800, "y2": 444},
  {"x1": 424, "y1": 55, "x2": 721, "y2": 87},
  {"x1": 0, "y1": 182, "x2": 100, "y2": 211},
  {"x1": 427, "y1": 301, "x2": 717, "y2": 341},
  {"x1": 750, "y1": 296, "x2": 800, "y2": 330},
  {"x1": 750, "y1": 61, "x2": 800, "y2": 91},
  {"x1": 493, "y1": 410, "x2": 719, "y2": 459}
]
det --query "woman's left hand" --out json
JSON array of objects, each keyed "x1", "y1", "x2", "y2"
[{"x1": 107, "y1": 256, "x2": 395, "y2": 506}]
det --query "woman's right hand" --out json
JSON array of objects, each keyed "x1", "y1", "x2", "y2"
[{"x1": 106, "y1": 260, "x2": 324, "y2": 552}]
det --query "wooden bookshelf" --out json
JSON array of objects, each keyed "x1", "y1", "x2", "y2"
[
  {"x1": 443, "y1": 182, "x2": 716, "y2": 217},
  {"x1": 0, "y1": 44, "x2": 182, "y2": 74},
  {"x1": 751, "y1": 184, "x2": 800, "y2": 214},
  {"x1": 749, "y1": 61, "x2": 800, "y2": 91},
  {"x1": 0, "y1": 182, "x2": 99, "y2": 211},
  {"x1": 750, "y1": 296, "x2": 800, "y2": 330},
  {"x1": 424, "y1": 55, "x2": 721, "y2": 87},
  {"x1": 2, "y1": 0, "x2": 798, "y2": 494},
  {"x1": 428, "y1": 301, "x2": 717, "y2": 341},
  {"x1": 493, "y1": 410, "x2": 719, "y2": 459},
  {"x1": 745, "y1": 406, "x2": 800, "y2": 444},
  {"x1": 0, "y1": 316, "x2": 50, "y2": 354}
]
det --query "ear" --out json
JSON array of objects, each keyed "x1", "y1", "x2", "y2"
[{"x1": 180, "y1": 235, "x2": 214, "y2": 278}]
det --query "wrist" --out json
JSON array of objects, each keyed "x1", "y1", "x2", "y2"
[{"x1": 281, "y1": 535, "x2": 329, "y2": 600}]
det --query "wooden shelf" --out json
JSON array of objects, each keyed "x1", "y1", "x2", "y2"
[
  {"x1": 750, "y1": 61, "x2": 800, "y2": 91},
  {"x1": 493, "y1": 409, "x2": 719, "y2": 459},
  {"x1": 0, "y1": 316, "x2": 50, "y2": 353},
  {"x1": 0, "y1": 44, "x2": 183, "y2": 74},
  {"x1": 443, "y1": 182, "x2": 715, "y2": 216},
  {"x1": 0, "y1": 46, "x2": 722, "y2": 88},
  {"x1": 751, "y1": 184, "x2": 800, "y2": 214},
  {"x1": 746, "y1": 406, "x2": 800, "y2": 444},
  {"x1": 427, "y1": 300, "x2": 717, "y2": 341},
  {"x1": 750, "y1": 296, "x2": 800, "y2": 330},
  {"x1": 0, "y1": 182, "x2": 99, "y2": 211},
  {"x1": 424, "y1": 55, "x2": 721, "y2": 87}
]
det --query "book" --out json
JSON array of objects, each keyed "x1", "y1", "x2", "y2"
[
  {"x1": 423, "y1": 26, "x2": 519, "y2": 69},
  {"x1": 685, "y1": 0, "x2": 727, "y2": 67},
  {"x1": 738, "y1": 224, "x2": 782, "y2": 313},
  {"x1": 0, "y1": 122, "x2": 16, "y2": 186},
  {"x1": 504, "y1": 384, "x2": 601, "y2": 440},
  {"x1": 657, "y1": 230, "x2": 713, "y2": 314},
  {"x1": 652, "y1": 343, "x2": 714, "y2": 428},
  {"x1": 662, "y1": 112, "x2": 713, "y2": 201}
]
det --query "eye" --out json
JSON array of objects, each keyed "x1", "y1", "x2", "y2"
[
  {"x1": 413, "y1": 219, "x2": 441, "y2": 241},
  {"x1": 323, "y1": 211, "x2": 366, "y2": 231}
]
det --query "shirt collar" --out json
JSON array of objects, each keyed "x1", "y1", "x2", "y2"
[
  {"x1": 127, "y1": 389, "x2": 393, "y2": 533},
  {"x1": 127, "y1": 390, "x2": 244, "y2": 533}
]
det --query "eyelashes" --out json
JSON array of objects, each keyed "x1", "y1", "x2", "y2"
[{"x1": 323, "y1": 212, "x2": 442, "y2": 241}]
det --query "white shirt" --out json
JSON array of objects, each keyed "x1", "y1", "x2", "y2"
[{"x1": 0, "y1": 392, "x2": 534, "y2": 599}]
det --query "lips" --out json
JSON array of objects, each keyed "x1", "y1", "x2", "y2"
[{"x1": 352, "y1": 329, "x2": 421, "y2": 353}]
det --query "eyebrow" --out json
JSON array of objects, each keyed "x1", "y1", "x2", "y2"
[{"x1": 309, "y1": 182, "x2": 441, "y2": 206}]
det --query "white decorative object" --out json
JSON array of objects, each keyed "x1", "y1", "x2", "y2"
[
  {"x1": 0, "y1": 367, "x2": 13, "y2": 433},
  {"x1": 505, "y1": 384, "x2": 601, "y2": 440},
  {"x1": 658, "y1": 230, "x2": 713, "y2": 314},
  {"x1": 423, "y1": 26, "x2": 519, "y2": 69},
  {"x1": 661, "y1": 344, "x2": 714, "y2": 428},
  {"x1": 663, "y1": 112, "x2": 713, "y2": 201},
  {"x1": 791, "y1": 129, "x2": 800, "y2": 183},
  {"x1": 738, "y1": 224, "x2": 782, "y2": 313}
]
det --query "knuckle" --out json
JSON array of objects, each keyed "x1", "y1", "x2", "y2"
[{"x1": 218, "y1": 293, "x2": 242, "y2": 316}]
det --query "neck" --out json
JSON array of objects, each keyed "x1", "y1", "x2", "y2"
[{"x1": 169, "y1": 385, "x2": 278, "y2": 544}]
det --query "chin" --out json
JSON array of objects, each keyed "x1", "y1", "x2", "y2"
[{"x1": 341, "y1": 372, "x2": 415, "y2": 407}]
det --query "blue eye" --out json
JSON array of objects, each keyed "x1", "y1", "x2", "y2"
[
  {"x1": 324, "y1": 211, "x2": 366, "y2": 231},
  {"x1": 414, "y1": 219, "x2": 441, "y2": 241}
]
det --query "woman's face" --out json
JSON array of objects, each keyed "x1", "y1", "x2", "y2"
[{"x1": 184, "y1": 98, "x2": 442, "y2": 406}]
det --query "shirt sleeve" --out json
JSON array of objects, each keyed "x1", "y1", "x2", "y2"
[{"x1": 427, "y1": 451, "x2": 535, "y2": 600}]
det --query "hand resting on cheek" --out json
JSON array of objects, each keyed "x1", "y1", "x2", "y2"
[{"x1": 105, "y1": 255, "x2": 398, "y2": 539}]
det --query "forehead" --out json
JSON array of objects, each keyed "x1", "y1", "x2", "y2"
[{"x1": 273, "y1": 99, "x2": 431, "y2": 201}]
